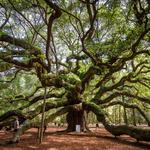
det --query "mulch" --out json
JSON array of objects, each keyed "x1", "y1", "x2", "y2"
[{"x1": 0, "y1": 127, "x2": 150, "y2": 150}]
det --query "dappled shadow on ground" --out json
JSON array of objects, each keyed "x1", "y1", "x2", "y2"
[{"x1": 0, "y1": 127, "x2": 150, "y2": 150}]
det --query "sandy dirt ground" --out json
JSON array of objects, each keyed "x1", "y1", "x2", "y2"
[{"x1": 0, "y1": 127, "x2": 150, "y2": 150}]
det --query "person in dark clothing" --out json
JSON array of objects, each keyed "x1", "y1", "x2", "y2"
[
  {"x1": 13, "y1": 117, "x2": 20, "y2": 132},
  {"x1": 96, "y1": 123, "x2": 99, "y2": 128},
  {"x1": 19, "y1": 117, "x2": 26, "y2": 125}
]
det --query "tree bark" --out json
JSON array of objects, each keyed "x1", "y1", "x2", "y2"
[
  {"x1": 66, "y1": 109, "x2": 88, "y2": 132},
  {"x1": 122, "y1": 96, "x2": 128, "y2": 125},
  {"x1": 132, "y1": 108, "x2": 137, "y2": 126},
  {"x1": 39, "y1": 86, "x2": 47, "y2": 143}
]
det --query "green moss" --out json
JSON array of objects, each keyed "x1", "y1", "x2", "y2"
[{"x1": 0, "y1": 30, "x2": 7, "y2": 37}]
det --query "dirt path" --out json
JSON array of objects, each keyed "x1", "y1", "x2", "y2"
[{"x1": 0, "y1": 127, "x2": 150, "y2": 150}]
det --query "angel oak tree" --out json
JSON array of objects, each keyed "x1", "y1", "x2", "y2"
[{"x1": 0, "y1": 0, "x2": 150, "y2": 143}]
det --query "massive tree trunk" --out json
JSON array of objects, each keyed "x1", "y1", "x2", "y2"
[
  {"x1": 65, "y1": 83, "x2": 88, "y2": 132},
  {"x1": 66, "y1": 109, "x2": 87, "y2": 132}
]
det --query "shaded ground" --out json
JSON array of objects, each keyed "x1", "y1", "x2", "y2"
[{"x1": 0, "y1": 127, "x2": 150, "y2": 150}]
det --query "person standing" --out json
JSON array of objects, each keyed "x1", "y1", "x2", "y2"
[{"x1": 14, "y1": 117, "x2": 20, "y2": 132}]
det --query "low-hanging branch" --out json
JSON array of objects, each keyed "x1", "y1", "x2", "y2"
[
  {"x1": 0, "y1": 96, "x2": 69, "y2": 124},
  {"x1": 19, "y1": 91, "x2": 66, "y2": 110},
  {"x1": 83, "y1": 102, "x2": 150, "y2": 141},
  {"x1": 0, "y1": 110, "x2": 27, "y2": 123},
  {"x1": 8, "y1": 104, "x2": 80, "y2": 143}
]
